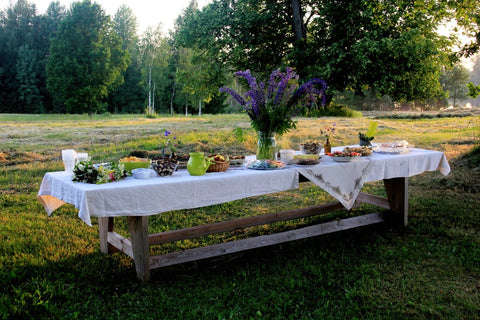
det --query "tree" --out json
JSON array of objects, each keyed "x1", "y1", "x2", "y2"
[
  {"x1": 441, "y1": 64, "x2": 470, "y2": 107},
  {"x1": 0, "y1": 0, "x2": 38, "y2": 112},
  {"x1": 139, "y1": 24, "x2": 170, "y2": 114},
  {"x1": 175, "y1": 0, "x2": 293, "y2": 77},
  {"x1": 36, "y1": 2, "x2": 67, "y2": 112},
  {"x1": 108, "y1": 5, "x2": 144, "y2": 113},
  {"x1": 176, "y1": 0, "x2": 478, "y2": 105},
  {"x1": 175, "y1": 47, "x2": 226, "y2": 115},
  {"x1": 16, "y1": 44, "x2": 42, "y2": 112},
  {"x1": 46, "y1": 0, "x2": 129, "y2": 115},
  {"x1": 467, "y1": 54, "x2": 480, "y2": 99}
]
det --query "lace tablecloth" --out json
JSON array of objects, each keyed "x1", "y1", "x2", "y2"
[{"x1": 293, "y1": 147, "x2": 450, "y2": 209}]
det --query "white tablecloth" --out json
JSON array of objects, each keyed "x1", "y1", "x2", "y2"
[
  {"x1": 38, "y1": 168, "x2": 299, "y2": 226},
  {"x1": 38, "y1": 148, "x2": 450, "y2": 226}
]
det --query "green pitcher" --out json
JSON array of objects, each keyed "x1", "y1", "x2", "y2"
[{"x1": 187, "y1": 152, "x2": 212, "y2": 176}]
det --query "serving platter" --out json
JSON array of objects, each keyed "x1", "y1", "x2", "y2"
[
  {"x1": 373, "y1": 141, "x2": 411, "y2": 154},
  {"x1": 246, "y1": 160, "x2": 286, "y2": 170}
]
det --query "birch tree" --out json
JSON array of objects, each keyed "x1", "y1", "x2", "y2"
[{"x1": 140, "y1": 24, "x2": 169, "y2": 114}]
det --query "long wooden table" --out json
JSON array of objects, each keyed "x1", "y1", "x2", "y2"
[{"x1": 38, "y1": 148, "x2": 450, "y2": 281}]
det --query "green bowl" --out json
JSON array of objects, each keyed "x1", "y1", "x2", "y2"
[{"x1": 119, "y1": 160, "x2": 151, "y2": 173}]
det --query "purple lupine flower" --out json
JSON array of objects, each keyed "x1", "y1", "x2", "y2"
[
  {"x1": 273, "y1": 68, "x2": 297, "y2": 107},
  {"x1": 234, "y1": 70, "x2": 258, "y2": 91},
  {"x1": 293, "y1": 78, "x2": 328, "y2": 107},
  {"x1": 219, "y1": 68, "x2": 327, "y2": 136},
  {"x1": 164, "y1": 130, "x2": 171, "y2": 136},
  {"x1": 219, "y1": 86, "x2": 247, "y2": 106},
  {"x1": 267, "y1": 69, "x2": 281, "y2": 100},
  {"x1": 246, "y1": 89, "x2": 260, "y2": 117}
]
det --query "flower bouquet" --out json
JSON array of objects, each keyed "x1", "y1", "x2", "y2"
[
  {"x1": 220, "y1": 68, "x2": 327, "y2": 159},
  {"x1": 72, "y1": 160, "x2": 125, "y2": 184}
]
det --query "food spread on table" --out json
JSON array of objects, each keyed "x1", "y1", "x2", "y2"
[
  {"x1": 343, "y1": 146, "x2": 373, "y2": 156},
  {"x1": 246, "y1": 159, "x2": 286, "y2": 170},
  {"x1": 119, "y1": 156, "x2": 149, "y2": 162},
  {"x1": 373, "y1": 140, "x2": 411, "y2": 154},
  {"x1": 300, "y1": 142, "x2": 321, "y2": 154},
  {"x1": 207, "y1": 154, "x2": 230, "y2": 172},
  {"x1": 119, "y1": 156, "x2": 151, "y2": 173}
]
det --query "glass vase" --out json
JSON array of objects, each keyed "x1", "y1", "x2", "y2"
[
  {"x1": 323, "y1": 138, "x2": 332, "y2": 154},
  {"x1": 256, "y1": 131, "x2": 277, "y2": 160}
]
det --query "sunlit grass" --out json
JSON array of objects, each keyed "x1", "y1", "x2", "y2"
[{"x1": 0, "y1": 113, "x2": 479, "y2": 319}]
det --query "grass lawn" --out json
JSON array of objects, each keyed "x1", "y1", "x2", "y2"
[{"x1": 0, "y1": 113, "x2": 479, "y2": 319}]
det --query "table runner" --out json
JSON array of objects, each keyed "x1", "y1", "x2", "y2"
[{"x1": 293, "y1": 147, "x2": 451, "y2": 209}]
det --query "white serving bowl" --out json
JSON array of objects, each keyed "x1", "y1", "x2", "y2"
[{"x1": 131, "y1": 168, "x2": 152, "y2": 179}]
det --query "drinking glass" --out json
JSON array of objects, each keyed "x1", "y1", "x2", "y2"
[
  {"x1": 62, "y1": 149, "x2": 77, "y2": 172},
  {"x1": 76, "y1": 152, "x2": 89, "y2": 163}
]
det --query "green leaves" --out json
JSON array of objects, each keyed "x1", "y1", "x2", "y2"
[{"x1": 46, "y1": 0, "x2": 129, "y2": 115}]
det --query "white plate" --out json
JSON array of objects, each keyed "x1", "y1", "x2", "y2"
[
  {"x1": 246, "y1": 160, "x2": 286, "y2": 170},
  {"x1": 373, "y1": 147, "x2": 410, "y2": 154}
]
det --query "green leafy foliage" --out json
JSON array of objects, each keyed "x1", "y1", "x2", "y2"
[
  {"x1": 107, "y1": 5, "x2": 144, "y2": 113},
  {"x1": 46, "y1": 0, "x2": 129, "y2": 114},
  {"x1": 467, "y1": 82, "x2": 480, "y2": 98},
  {"x1": 441, "y1": 64, "x2": 470, "y2": 106}
]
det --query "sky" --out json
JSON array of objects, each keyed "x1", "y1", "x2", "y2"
[{"x1": 0, "y1": 0, "x2": 212, "y2": 34}]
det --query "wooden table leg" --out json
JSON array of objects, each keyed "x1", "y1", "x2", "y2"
[
  {"x1": 128, "y1": 216, "x2": 150, "y2": 282},
  {"x1": 384, "y1": 177, "x2": 409, "y2": 226},
  {"x1": 98, "y1": 217, "x2": 114, "y2": 254}
]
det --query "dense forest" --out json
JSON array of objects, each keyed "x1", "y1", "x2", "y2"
[{"x1": 0, "y1": 0, "x2": 479, "y2": 115}]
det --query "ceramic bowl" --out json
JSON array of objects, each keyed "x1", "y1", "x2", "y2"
[{"x1": 131, "y1": 168, "x2": 152, "y2": 179}]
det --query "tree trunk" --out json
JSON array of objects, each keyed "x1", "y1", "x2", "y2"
[
  {"x1": 290, "y1": 0, "x2": 306, "y2": 41},
  {"x1": 198, "y1": 99, "x2": 202, "y2": 116},
  {"x1": 290, "y1": 0, "x2": 307, "y2": 78},
  {"x1": 148, "y1": 65, "x2": 152, "y2": 113},
  {"x1": 170, "y1": 84, "x2": 175, "y2": 116},
  {"x1": 152, "y1": 81, "x2": 156, "y2": 114}
]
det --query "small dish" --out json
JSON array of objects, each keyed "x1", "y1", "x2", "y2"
[{"x1": 131, "y1": 168, "x2": 152, "y2": 179}]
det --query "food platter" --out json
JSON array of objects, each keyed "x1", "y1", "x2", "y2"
[
  {"x1": 327, "y1": 151, "x2": 362, "y2": 162},
  {"x1": 343, "y1": 146, "x2": 372, "y2": 156},
  {"x1": 246, "y1": 159, "x2": 286, "y2": 170}
]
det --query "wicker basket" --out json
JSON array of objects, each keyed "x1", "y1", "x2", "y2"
[{"x1": 207, "y1": 160, "x2": 230, "y2": 172}]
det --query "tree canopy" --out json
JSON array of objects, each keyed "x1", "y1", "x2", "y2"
[
  {"x1": 46, "y1": 0, "x2": 129, "y2": 114},
  {"x1": 0, "y1": 0, "x2": 479, "y2": 114}
]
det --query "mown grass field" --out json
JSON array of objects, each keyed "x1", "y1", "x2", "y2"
[{"x1": 0, "y1": 113, "x2": 479, "y2": 319}]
